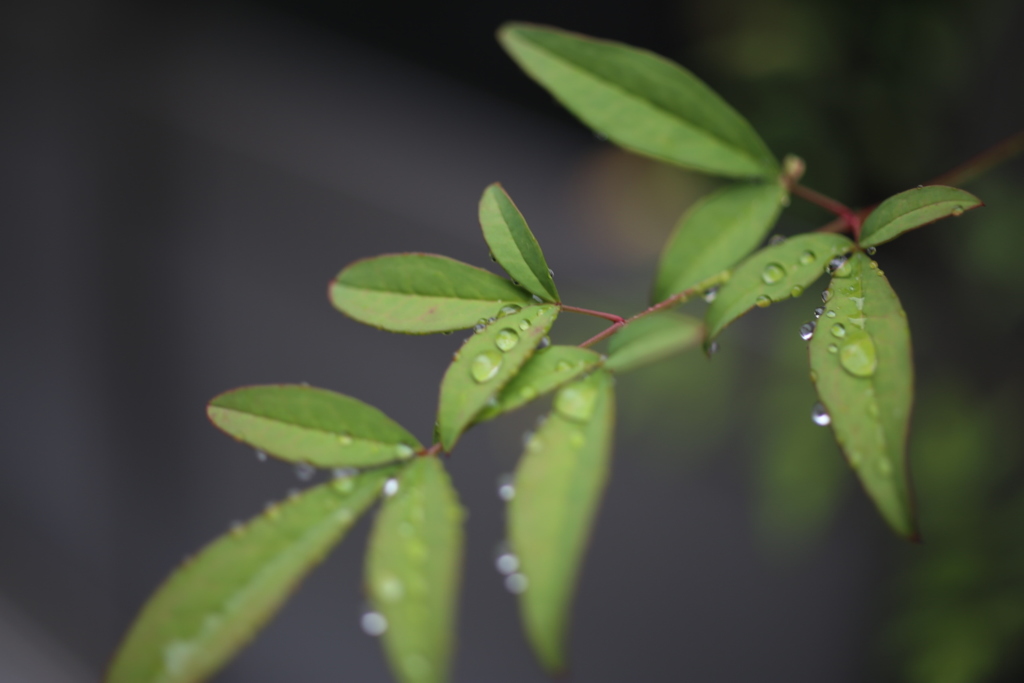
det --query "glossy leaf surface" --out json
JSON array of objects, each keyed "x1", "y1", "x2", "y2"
[
  {"x1": 652, "y1": 182, "x2": 787, "y2": 302},
  {"x1": 498, "y1": 23, "x2": 777, "y2": 179},
  {"x1": 604, "y1": 312, "x2": 702, "y2": 373},
  {"x1": 107, "y1": 471, "x2": 391, "y2": 683},
  {"x1": 479, "y1": 183, "x2": 559, "y2": 303},
  {"x1": 509, "y1": 371, "x2": 615, "y2": 673},
  {"x1": 859, "y1": 185, "x2": 982, "y2": 248},
  {"x1": 366, "y1": 457, "x2": 464, "y2": 683},
  {"x1": 705, "y1": 233, "x2": 855, "y2": 340},
  {"x1": 473, "y1": 345, "x2": 603, "y2": 423},
  {"x1": 208, "y1": 385, "x2": 421, "y2": 468},
  {"x1": 437, "y1": 305, "x2": 558, "y2": 450},
  {"x1": 809, "y1": 252, "x2": 916, "y2": 538},
  {"x1": 330, "y1": 254, "x2": 532, "y2": 334}
]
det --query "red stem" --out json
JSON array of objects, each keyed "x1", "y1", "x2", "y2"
[
  {"x1": 578, "y1": 289, "x2": 696, "y2": 348},
  {"x1": 929, "y1": 130, "x2": 1024, "y2": 187},
  {"x1": 560, "y1": 304, "x2": 625, "y2": 324}
]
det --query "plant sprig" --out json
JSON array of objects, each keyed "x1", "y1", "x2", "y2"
[{"x1": 106, "y1": 21, "x2": 1010, "y2": 683}]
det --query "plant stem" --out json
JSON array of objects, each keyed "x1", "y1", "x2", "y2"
[
  {"x1": 929, "y1": 130, "x2": 1024, "y2": 187},
  {"x1": 578, "y1": 288, "x2": 696, "y2": 348},
  {"x1": 560, "y1": 304, "x2": 625, "y2": 324}
]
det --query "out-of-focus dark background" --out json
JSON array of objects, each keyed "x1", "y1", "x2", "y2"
[{"x1": 2, "y1": 0, "x2": 1023, "y2": 681}]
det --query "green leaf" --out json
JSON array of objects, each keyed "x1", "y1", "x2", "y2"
[
  {"x1": 366, "y1": 457, "x2": 464, "y2": 683},
  {"x1": 208, "y1": 385, "x2": 422, "y2": 468},
  {"x1": 604, "y1": 312, "x2": 703, "y2": 373},
  {"x1": 809, "y1": 252, "x2": 916, "y2": 539},
  {"x1": 330, "y1": 254, "x2": 532, "y2": 334},
  {"x1": 509, "y1": 370, "x2": 615, "y2": 673},
  {"x1": 652, "y1": 182, "x2": 788, "y2": 303},
  {"x1": 437, "y1": 304, "x2": 559, "y2": 450},
  {"x1": 498, "y1": 23, "x2": 777, "y2": 179},
  {"x1": 859, "y1": 185, "x2": 983, "y2": 248},
  {"x1": 705, "y1": 233, "x2": 855, "y2": 341},
  {"x1": 473, "y1": 345, "x2": 603, "y2": 423},
  {"x1": 106, "y1": 471, "x2": 392, "y2": 683},
  {"x1": 479, "y1": 183, "x2": 559, "y2": 303}
]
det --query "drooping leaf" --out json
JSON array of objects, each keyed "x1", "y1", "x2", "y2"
[
  {"x1": 498, "y1": 23, "x2": 777, "y2": 179},
  {"x1": 437, "y1": 305, "x2": 558, "y2": 450},
  {"x1": 479, "y1": 183, "x2": 559, "y2": 303},
  {"x1": 859, "y1": 185, "x2": 983, "y2": 248},
  {"x1": 106, "y1": 471, "x2": 392, "y2": 683},
  {"x1": 509, "y1": 370, "x2": 615, "y2": 673},
  {"x1": 652, "y1": 182, "x2": 788, "y2": 303},
  {"x1": 366, "y1": 457, "x2": 464, "y2": 683},
  {"x1": 330, "y1": 253, "x2": 532, "y2": 334},
  {"x1": 604, "y1": 312, "x2": 702, "y2": 373},
  {"x1": 474, "y1": 345, "x2": 603, "y2": 423},
  {"x1": 705, "y1": 233, "x2": 855, "y2": 341},
  {"x1": 208, "y1": 385, "x2": 421, "y2": 468},
  {"x1": 808, "y1": 252, "x2": 916, "y2": 539}
]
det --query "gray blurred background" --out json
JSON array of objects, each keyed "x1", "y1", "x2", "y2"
[{"x1": 2, "y1": 1, "x2": 1023, "y2": 681}]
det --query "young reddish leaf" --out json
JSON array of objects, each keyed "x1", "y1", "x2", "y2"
[
  {"x1": 208, "y1": 385, "x2": 421, "y2": 468},
  {"x1": 330, "y1": 253, "x2": 532, "y2": 334},
  {"x1": 106, "y1": 471, "x2": 392, "y2": 683},
  {"x1": 509, "y1": 371, "x2": 615, "y2": 673},
  {"x1": 437, "y1": 305, "x2": 558, "y2": 450},
  {"x1": 498, "y1": 23, "x2": 777, "y2": 179},
  {"x1": 809, "y1": 252, "x2": 917, "y2": 539},
  {"x1": 479, "y1": 183, "x2": 559, "y2": 303},
  {"x1": 652, "y1": 182, "x2": 788, "y2": 303},
  {"x1": 604, "y1": 312, "x2": 703, "y2": 373},
  {"x1": 859, "y1": 185, "x2": 982, "y2": 247},
  {"x1": 705, "y1": 233, "x2": 855, "y2": 341},
  {"x1": 366, "y1": 457, "x2": 464, "y2": 683},
  {"x1": 473, "y1": 345, "x2": 603, "y2": 423}
]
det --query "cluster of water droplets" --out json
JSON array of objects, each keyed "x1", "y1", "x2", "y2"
[
  {"x1": 469, "y1": 305, "x2": 538, "y2": 384},
  {"x1": 494, "y1": 542, "x2": 528, "y2": 594}
]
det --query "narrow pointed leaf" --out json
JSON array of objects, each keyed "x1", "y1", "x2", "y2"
[
  {"x1": 366, "y1": 457, "x2": 464, "y2": 683},
  {"x1": 705, "y1": 233, "x2": 855, "y2": 340},
  {"x1": 809, "y1": 252, "x2": 916, "y2": 538},
  {"x1": 330, "y1": 253, "x2": 532, "y2": 334},
  {"x1": 652, "y1": 182, "x2": 788, "y2": 302},
  {"x1": 106, "y1": 471, "x2": 392, "y2": 683},
  {"x1": 473, "y1": 345, "x2": 603, "y2": 423},
  {"x1": 498, "y1": 23, "x2": 777, "y2": 178},
  {"x1": 604, "y1": 312, "x2": 702, "y2": 373},
  {"x1": 509, "y1": 370, "x2": 615, "y2": 673},
  {"x1": 479, "y1": 183, "x2": 559, "y2": 303},
  {"x1": 859, "y1": 185, "x2": 982, "y2": 248},
  {"x1": 437, "y1": 304, "x2": 558, "y2": 450},
  {"x1": 208, "y1": 385, "x2": 421, "y2": 468}
]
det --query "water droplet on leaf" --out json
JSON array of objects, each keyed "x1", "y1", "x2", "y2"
[
  {"x1": 755, "y1": 295, "x2": 772, "y2": 308},
  {"x1": 952, "y1": 205, "x2": 964, "y2": 216},
  {"x1": 496, "y1": 552, "x2": 520, "y2": 575},
  {"x1": 471, "y1": 351, "x2": 503, "y2": 382},
  {"x1": 254, "y1": 450, "x2": 267, "y2": 462},
  {"x1": 799, "y1": 321, "x2": 816, "y2": 341},
  {"x1": 295, "y1": 463, "x2": 315, "y2": 482},
  {"x1": 799, "y1": 250, "x2": 816, "y2": 265},
  {"x1": 831, "y1": 323, "x2": 846, "y2": 338},
  {"x1": 827, "y1": 343, "x2": 838, "y2": 353},
  {"x1": 811, "y1": 402, "x2": 831, "y2": 426},
  {"x1": 703, "y1": 287, "x2": 719, "y2": 303},
  {"x1": 708, "y1": 341, "x2": 720, "y2": 356},
  {"x1": 865, "y1": 246, "x2": 877, "y2": 255},
  {"x1": 761, "y1": 262, "x2": 786, "y2": 284},
  {"x1": 495, "y1": 328, "x2": 520, "y2": 352},
  {"x1": 497, "y1": 473, "x2": 515, "y2": 502},
  {"x1": 505, "y1": 573, "x2": 528, "y2": 594},
  {"x1": 383, "y1": 478, "x2": 400, "y2": 497},
  {"x1": 555, "y1": 360, "x2": 571, "y2": 372},
  {"x1": 518, "y1": 320, "x2": 530, "y2": 331},
  {"x1": 768, "y1": 234, "x2": 787, "y2": 246},
  {"x1": 791, "y1": 285, "x2": 804, "y2": 297},
  {"x1": 395, "y1": 444, "x2": 415, "y2": 459},
  {"x1": 813, "y1": 307, "x2": 824, "y2": 318},
  {"x1": 377, "y1": 574, "x2": 405, "y2": 602},
  {"x1": 361, "y1": 612, "x2": 388, "y2": 637},
  {"x1": 839, "y1": 333, "x2": 878, "y2": 377},
  {"x1": 555, "y1": 383, "x2": 599, "y2": 422},
  {"x1": 821, "y1": 289, "x2": 832, "y2": 303},
  {"x1": 497, "y1": 304, "x2": 521, "y2": 318},
  {"x1": 826, "y1": 256, "x2": 851, "y2": 277},
  {"x1": 537, "y1": 336, "x2": 551, "y2": 349}
]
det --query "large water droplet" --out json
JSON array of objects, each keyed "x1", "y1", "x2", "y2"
[
  {"x1": 761, "y1": 262, "x2": 786, "y2": 284},
  {"x1": 799, "y1": 321, "x2": 816, "y2": 340},
  {"x1": 755, "y1": 295, "x2": 772, "y2": 308},
  {"x1": 504, "y1": 573, "x2": 528, "y2": 594},
  {"x1": 383, "y1": 478, "x2": 400, "y2": 497},
  {"x1": 811, "y1": 402, "x2": 831, "y2": 426},
  {"x1": 839, "y1": 333, "x2": 878, "y2": 377},
  {"x1": 497, "y1": 304, "x2": 521, "y2": 318},
  {"x1": 831, "y1": 323, "x2": 846, "y2": 338},
  {"x1": 361, "y1": 612, "x2": 388, "y2": 636},
  {"x1": 799, "y1": 250, "x2": 816, "y2": 265},
  {"x1": 471, "y1": 351, "x2": 503, "y2": 382},
  {"x1": 826, "y1": 256, "x2": 851, "y2": 277},
  {"x1": 495, "y1": 328, "x2": 520, "y2": 352},
  {"x1": 555, "y1": 383, "x2": 598, "y2": 422},
  {"x1": 497, "y1": 473, "x2": 515, "y2": 501}
]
